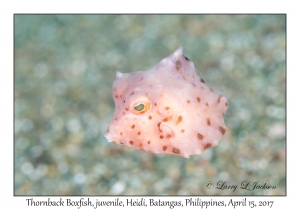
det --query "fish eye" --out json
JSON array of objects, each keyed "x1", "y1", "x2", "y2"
[
  {"x1": 134, "y1": 103, "x2": 145, "y2": 111},
  {"x1": 130, "y1": 97, "x2": 152, "y2": 115}
]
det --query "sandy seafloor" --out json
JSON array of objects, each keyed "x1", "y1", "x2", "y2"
[{"x1": 14, "y1": 15, "x2": 285, "y2": 195}]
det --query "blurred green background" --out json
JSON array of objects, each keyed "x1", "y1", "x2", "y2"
[{"x1": 14, "y1": 15, "x2": 285, "y2": 195}]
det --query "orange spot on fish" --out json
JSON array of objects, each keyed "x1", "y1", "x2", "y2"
[
  {"x1": 204, "y1": 143, "x2": 212, "y2": 150},
  {"x1": 172, "y1": 147, "x2": 180, "y2": 154},
  {"x1": 207, "y1": 118, "x2": 211, "y2": 126},
  {"x1": 197, "y1": 133, "x2": 203, "y2": 140},
  {"x1": 176, "y1": 116, "x2": 183, "y2": 125},
  {"x1": 219, "y1": 127, "x2": 226, "y2": 135}
]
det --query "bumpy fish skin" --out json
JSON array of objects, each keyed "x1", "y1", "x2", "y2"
[{"x1": 105, "y1": 47, "x2": 228, "y2": 158}]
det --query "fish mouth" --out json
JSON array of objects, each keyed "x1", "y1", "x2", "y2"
[{"x1": 104, "y1": 132, "x2": 113, "y2": 142}]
